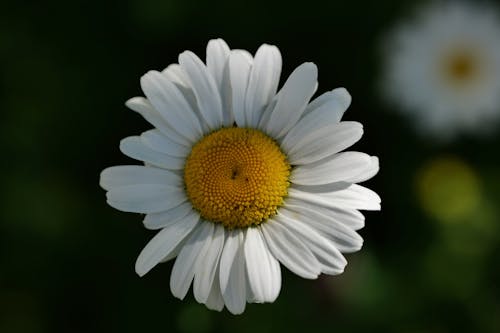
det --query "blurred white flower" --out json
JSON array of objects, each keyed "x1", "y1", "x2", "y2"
[
  {"x1": 381, "y1": 1, "x2": 500, "y2": 138},
  {"x1": 100, "y1": 39, "x2": 380, "y2": 314}
]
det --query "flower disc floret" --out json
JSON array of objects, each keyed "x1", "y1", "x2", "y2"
[{"x1": 184, "y1": 127, "x2": 291, "y2": 228}]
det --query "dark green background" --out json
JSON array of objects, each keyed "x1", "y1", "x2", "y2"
[{"x1": 1, "y1": 0, "x2": 499, "y2": 332}]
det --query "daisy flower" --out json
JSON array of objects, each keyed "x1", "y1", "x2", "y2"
[
  {"x1": 381, "y1": 1, "x2": 500, "y2": 138},
  {"x1": 100, "y1": 39, "x2": 380, "y2": 314}
]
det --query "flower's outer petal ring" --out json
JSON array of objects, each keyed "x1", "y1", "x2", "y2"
[
  {"x1": 106, "y1": 184, "x2": 186, "y2": 214},
  {"x1": 194, "y1": 224, "x2": 225, "y2": 304},
  {"x1": 220, "y1": 230, "x2": 247, "y2": 315},
  {"x1": 170, "y1": 222, "x2": 214, "y2": 300},
  {"x1": 292, "y1": 152, "x2": 373, "y2": 185},
  {"x1": 274, "y1": 213, "x2": 347, "y2": 275},
  {"x1": 244, "y1": 228, "x2": 281, "y2": 303},
  {"x1": 141, "y1": 70, "x2": 204, "y2": 142},
  {"x1": 120, "y1": 136, "x2": 185, "y2": 170},
  {"x1": 303, "y1": 87, "x2": 352, "y2": 118},
  {"x1": 100, "y1": 165, "x2": 182, "y2": 191},
  {"x1": 143, "y1": 202, "x2": 194, "y2": 230},
  {"x1": 245, "y1": 44, "x2": 282, "y2": 128},
  {"x1": 179, "y1": 51, "x2": 224, "y2": 130},
  {"x1": 286, "y1": 122, "x2": 364, "y2": 165},
  {"x1": 264, "y1": 62, "x2": 317, "y2": 138},
  {"x1": 135, "y1": 214, "x2": 200, "y2": 276},
  {"x1": 261, "y1": 220, "x2": 321, "y2": 279}
]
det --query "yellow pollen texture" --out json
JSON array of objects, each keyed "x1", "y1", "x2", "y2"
[{"x1": 184, "y1": 127, "x2": 291, "y2": 229}]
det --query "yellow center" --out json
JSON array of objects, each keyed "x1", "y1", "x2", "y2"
[
  {"x1": 443, "y1": 50, "x2": 479, "y2": 84},
  {"x1": 184, "y1": 127, "x2": 291, "y2": 229}
]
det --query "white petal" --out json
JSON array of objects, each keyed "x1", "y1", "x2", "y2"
[
  {"x1": 221, "y1": 230, "x2": 247, "y2": 315},
  {"x1": 120, "y1": 136, "x2": 185, "y2": 170},
  {"x1": 279, "y1": 206, "x2": 364, "y2": 253},
  {"x1": 194, "y1": 224, "x2": 225, "y2": 304},
  {"x1": 245, "y1": 44, "x2": 282, "y2": 127},
  {"x1": 170, "y1": 222, "x2": 214, "y2": 300},
  {"x1": 343, "y1": 156, "x2": 380, "y2": 183},
  {"x1": 206, "y1": 38, "x2": 230, "y2": 89},
  {"x1": 106, "y1": 184, "x2": 186, "y2": 214},
  {"x1": 274, "y1": 213, "x2": 347, "y2": 275},
  {"x1": 229, "y1": 50, "x2": 253, "y2": 127},
  {"x1": 284, "y1": 197, "x2": 365, "y2": 230},
  {"x1": 286, "y1": 122, "x2": 364, "y2": 165},
  {"x1": 143, "y1": 202, "x2": 194, "y2": 230},
  {"x1": 244, "y1": 227, "x2": 281, "y2": 303},
  {"x1": 283, "y1": 99, "x2": 354, "y2": 153},
  {"x1": 292, "y1": 152, "x2": 373, "y2": 185},
  {"x1": 303, "y1": 87, "x2": 352, "y2": 118},
  {"x1": 140, "y1": 129, "x2": 190, "y2": 158},
  {"x1": 179, "y1": 51, "x2": 223, "y2": 130},
  {"x1": 100, "y1": 165, "x2": 182, "y2": 191},
  {"x1": 289, "y1": 185, "x2": 381, "y2": 211},
  {"x1": 162, "y1": 65, "x2": 210, "y2": 133},
  {"x1": 323, "y1": 184, "x2": 381, "y2": 210},
  {"x1": 141, "y1": 71, "x2": 204, "y2": 141},
  {"x1": 135, "y1": 214, "x2": 200, "y2": 276},
  {"x1": 125, "y1": 97, "x2": 191, "y2": 147},
  {"x1": 219, "y1": 230, "x2": 241, "y2": 293},
  {"x1": 162, "y1": 64, "x2": 189, "y2": 87},
  {"x1": 292, "y1": 181, "x2": 351, "y2": 194},
  {"x1": 207, "y1": 39, "x2": 234, "y2": 127},
  {"x1": 264, "y1": 62, "x2": 318, "y2": 138},
  {"x1": 205, "y1": 265, "x2": 224, "y2": 312},
  {"x1": 260, "y1": 221, "x2": 321, "y2": 279}
]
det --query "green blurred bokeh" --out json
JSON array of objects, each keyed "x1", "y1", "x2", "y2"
[{"x1": 1, "y1": 0, "x2": 499, "y2": 332}]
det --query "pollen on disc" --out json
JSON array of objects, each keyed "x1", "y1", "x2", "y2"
[{"x1": 184, "y1": 127, "x2": 291, "y2": 229}]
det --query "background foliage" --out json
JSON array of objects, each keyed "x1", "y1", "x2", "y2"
[{"x1": 1, "y1": 0, "x2": 499, "y2": 332}]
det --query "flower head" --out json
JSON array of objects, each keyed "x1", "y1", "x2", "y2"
[
  {"x1": 381, "y1": 1, "x2": 500, "y2": 138},
  {"x1": 100, "y1": 39, "x2": 380, "y2": 314}
]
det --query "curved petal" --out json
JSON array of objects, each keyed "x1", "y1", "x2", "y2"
[
  {"x1": 264, "y1": 62, "x2": 318, "y2": 138},
  {"x1": 342, "y1": 156, "x2": 380, "y2": 183},
  {"x1": 179, "y1": 51, "x2": 223, "y2": 130},
  {"x1": 140, "y1": 129, "x2": 190, "y2": 158},
  {"x1": 119, "y1": 136, "x2": 185, "y2": 170},
  {"x1": 288, "y1": 185, "x2": 381, "y2": 211},
  {"x1": 162, "y1": 63, "x2": 189, "y2": 87},
  {"x1": 244, "y1": 227, "x2": 281, "y2": 303},
  {"x1": 100, "y1": 165, "x2": 182, "y2": 191},
  {"x1": 170, "y1": 221, "x2": 214, "y2": 300},
  {"x1": 141, "y1": 71, "x2": 204, "y2": 141},
  {"x1": 229, "y1": 50, "x2": 253, "y2": 127},
  {"x1": 125, "y1": 97, "x2": 191, "y2": 147},
  {"x1": 206, "y1": 39, "x2": 231, "y2": 88},
  {"x1": 207, "y1": 39, "x2": 233, "y2": 127},
  {"x1": 194, "y1": 224, "x2": 225, "y2": 304},
  {"x1": 303, "y1": 87, "x2": 352, "y2": 118},
  {"x1": 162, "y1": 65, "x2": 210, "y2": 133},
  {"x1": 205, "y1": 266, "x2": 224, "y2": 312},
  {"x1": 284, "y1": 197, "x2": 365, "y2": 230},
  {"x1": 260, "y1": 221, "x2": 320, "y2": 279},
  {"x1": 135, "y1": 214, "x2": 200, "y2": 276},
  {"x1": 220, "y1": 230, "x2": 247, "y2": 314},
  {"x1": 106, "y1": 184, "x2": 186, "y2": 214},
  {"x1": 143, "y1": 202, "x2": 194, "y2": 230},
  {"x1": 279, "y1": 206, "x2": 364, "y2": 253},
  {"x1": 286, "y1": 122, "x2": 364, "y2": 165},
  {"x1": 274, "y1": 213, "x2": 347, "y2": 275},
  {"x1": 292, "y1": 152, "x2": 373, "y2": 185},
  {"x1": 283, "y1": 96, "x2": 355, "y2": 154},
  {"x1": 245, "y1": 44, "x2": 282, "y2": 127}
]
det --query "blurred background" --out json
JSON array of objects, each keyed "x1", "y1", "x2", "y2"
[{"x1": 1, "y1": 0, "x2": 499, "y2": 332}]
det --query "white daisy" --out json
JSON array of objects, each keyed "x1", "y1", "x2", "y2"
[
  {"x1": 100, "y1": 39, "x2": 380, "y2": 314},
  {"x1": 381, "y1": 1, "x2": 500, "y2": 138}
]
